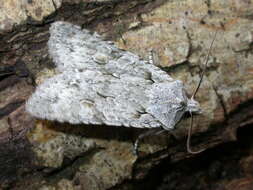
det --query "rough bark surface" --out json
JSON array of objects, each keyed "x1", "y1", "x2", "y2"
[{"x1": 0, "y1": 0, "x2": 253, "y2": 189}]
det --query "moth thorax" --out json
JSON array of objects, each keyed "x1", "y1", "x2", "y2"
[{"x1": 186, "y1": 98, "x2": 202, "y2": 114}]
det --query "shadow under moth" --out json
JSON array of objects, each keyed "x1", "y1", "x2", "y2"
[{"x1": 26, "y1": 21, "x2": 217, "y2": 155}]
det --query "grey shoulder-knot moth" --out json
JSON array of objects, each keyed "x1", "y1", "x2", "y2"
[{"x1": 26, "y1": 21, "x2": 217, "y2": 155}]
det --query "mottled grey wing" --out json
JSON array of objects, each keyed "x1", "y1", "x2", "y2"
[
  {"x1": 26, "y1": 21, "x2": 182, "y2": 129},
  {"x1": 26, "y1": 69, "x2": 161, "y2": 128},
  {"x1": 48, "y1": 22, "x2": 173, "y2": 83},
  {"x1": 146, "y1": 80, "x2": 188, "y2": 130}
]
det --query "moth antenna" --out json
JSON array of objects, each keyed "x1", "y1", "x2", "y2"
[
  {"x1": 187, "y1": 112, "x2": 205, "y2": 154},
  {"x1": 191, "y1": 30, "x2": 218, "y2": 99},
  {"x1": 187, "y1": 31, "x2": 217, "y2": 154}
]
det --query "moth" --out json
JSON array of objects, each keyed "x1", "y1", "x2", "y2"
[{"x1": 26, "y1": 21, "x2": 216, "y2": 154}]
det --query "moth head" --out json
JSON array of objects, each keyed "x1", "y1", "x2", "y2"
[{"x1": 186, "y1": 98, "x2": 202, "y2": 114}]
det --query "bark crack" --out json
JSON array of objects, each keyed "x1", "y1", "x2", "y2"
[{"x1": 212, "y1": 84, "x2": 228, "y2": 121}]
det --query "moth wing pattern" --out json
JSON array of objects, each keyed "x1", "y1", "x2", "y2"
[
  {"x1": 26, "y1": 21, "x2": 187, "y2": 130},
  {"x1": 146, "y1": 81, "x2": 188, "y2": 130},
  {"x1": 48, "y1": 22, "x2": 173, "y2": 82}
]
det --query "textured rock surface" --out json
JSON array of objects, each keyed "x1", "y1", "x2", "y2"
[
  {"x1": 0, "y1": 0, "x2": 62, "y2": 32},
  {"x1": 28, "y1": 121, "x2": 136, "y2": 190},
  {"x1": 0, "y1": 0, "x2": 253, "y2": 189},
  {"x1": 27, "y1": 121, "x2": 96, "y2": 168}
]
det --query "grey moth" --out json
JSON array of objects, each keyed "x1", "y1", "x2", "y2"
[{"x1": 26, "y1": 21, "x2": 216, "y2": 154}]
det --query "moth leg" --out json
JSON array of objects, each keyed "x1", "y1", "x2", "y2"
[{"x1": 134, "y1": 128, "x2": 165, "y2": 155}]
